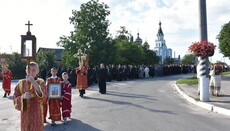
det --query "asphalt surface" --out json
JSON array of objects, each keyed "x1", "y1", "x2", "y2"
[{"x1": 1, "y1": 74, "x2": 230, "y2": 131}]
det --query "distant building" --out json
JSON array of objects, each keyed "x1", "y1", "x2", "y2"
[
  {"x1": 37, "y1": 47, "x2": 63, "y2": 61},
  {"x1": 154, "y1": 21, "x2": 172, "y2": 64},
  {"x1": 135, "y1": 33, "x2": 143, "y2": 45}
]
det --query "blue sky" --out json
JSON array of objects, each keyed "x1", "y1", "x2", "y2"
[{"x1": 0, "y1": 0, "x2": 229, "y2": 64}]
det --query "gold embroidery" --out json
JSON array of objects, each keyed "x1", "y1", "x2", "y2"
[
  {"x1": 18, "y1": 80, "x2": 23, "y2": 95},
  {"x1": 35, "y1": 86, "x2": 43, "y2": 98},
  {"x1": 21, "y1": 96, "x2": 24, "y2": 111}
]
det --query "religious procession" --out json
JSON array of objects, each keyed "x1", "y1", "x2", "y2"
[
  {"x1": 1, "y1": 51, "x2": 229, "y2": 131},
  {"x1": 1, "y1": 0, "x2": 230, "y2": 130},
  {"x1": 0, "y1": 25, "x2": 228, "y2": 130}
]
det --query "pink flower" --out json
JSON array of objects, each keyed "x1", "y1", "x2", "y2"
[{"x1": 188, "y1": 40, "x2": 216, "y2": 57}]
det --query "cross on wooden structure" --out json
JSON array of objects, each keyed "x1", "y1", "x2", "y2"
[{"x1": 25, "y1": 21, "x2": 33, "y2": 32}]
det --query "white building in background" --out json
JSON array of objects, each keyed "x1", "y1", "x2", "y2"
[{"x1": 154, "y1": 21, "x2": 172, "y2": 64}]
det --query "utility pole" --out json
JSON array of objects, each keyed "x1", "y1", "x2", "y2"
[{"x1": 198, "y1": 0, "x2": 209, "y2": 101}]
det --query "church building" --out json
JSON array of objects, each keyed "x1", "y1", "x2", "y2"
[
  {"x1": 135, "y1": 33, "x2": 142, "y2": 45},
  {"x1": 154, "y1": 21, "x2": 172, "y2": 64}
]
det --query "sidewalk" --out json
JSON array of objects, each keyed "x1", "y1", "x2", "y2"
[{"x1": 175, "y1": 74, "x2": 230, "y2": 116}]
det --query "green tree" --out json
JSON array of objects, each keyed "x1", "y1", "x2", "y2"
[
  {"x1": 164, "y1": 56, "x2": 174, "y2": 64},
  {"x1": 113, "y1": 37, "x2": 160, "y2": 65},
  {"x1": 142, "y1": 47, "x2": 160, "y2": 65},
  {"x1": 59, "y1": 0, "x2": 112, "y2": 66},
  {"x1": 36, "y1": 50, "x2": 57, "y2": 70},
  {"x1": 217, "y1": 21, "x2": 230, "y2": 57},
  {"x1": 117, "y1": 26, "x2": 129, "y2": 41},
  {"x1": 181, "y1": 54, "x2": 197, "y2": 65},
  {"x1": 113, "y1": 39, "x2": 143, "y2": 65},
  {"x1": 7, "y1": 52, "x2": 27, "y2": 79},
  {"x1": 142, "y1": 41, "x2": 150, "y2": 49}
]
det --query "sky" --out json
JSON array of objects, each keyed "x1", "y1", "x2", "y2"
[{"x1": 0, "y1": 0, "x2": 230, "y2": 64}]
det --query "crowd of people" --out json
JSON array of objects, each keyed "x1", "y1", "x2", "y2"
[
  {"x1": 39, "y1": 64, "x2": 195, "y2": 87},
  {"x1": 0, "y1": 62, "x2": 229, "y2": 131}
]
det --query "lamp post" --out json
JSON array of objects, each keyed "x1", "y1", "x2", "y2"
[{"x1": 198, "y1": 0, "x2": 209, "y2": 101}]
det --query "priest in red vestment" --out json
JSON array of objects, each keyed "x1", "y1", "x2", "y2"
[
  {"x1": 46, "y1": 67, "x2": 62, "y2": 126},
  {"x1": 13, "y1": 62, "x2": 46, "y2": 131},
  {"x1": 61, "y1": 72, "x2": 72, "y2": 124},
  {"x1": 0, "y1": 65, "x2": 12, "y2": 97},
  {"x1": 76, "y1": 62, "x2": 88, "y2": 98}
]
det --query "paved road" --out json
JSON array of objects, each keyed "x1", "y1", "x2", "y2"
[{"x1": 1, "y1": 74, "x2": 230, "y2": 131}]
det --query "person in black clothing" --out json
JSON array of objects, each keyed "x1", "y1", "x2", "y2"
[
  {"x1": 70, "y1": 68, "x2": 76, "y2": 87},
  {"x1": 88, "y1": 67, "x2": 94, "y2": 86},
  {"x1": 106, "y1": 65, "x2": 112, "y2": 82},
  {"x1": 97, "y1": 63, "x2": 107, "y2": 94},
  {"x1": 57, "y1": 67, "x2": 62, "y2": 78},
  {"x1": 93, "y1": 66, "x2": 98, "y2": 84},
  {"x1": 40, "y1": 68, "x2": 47, "y2": 82},
  {"x1": 111, "y1": 65, "x2": 117, "y2": 81},
  {"x1": 117, "y1": 65, "x2": 123, "y2": 81}
]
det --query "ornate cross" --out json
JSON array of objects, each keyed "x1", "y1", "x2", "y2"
[
  {"x1": 74, "y1": 49, "x2": 84, "y2": 64},
  {"x1": 25, "y1": 21, "x2": 33, "y2": 32}
]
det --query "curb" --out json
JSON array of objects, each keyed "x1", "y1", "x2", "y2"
[{"x1": 174, "y1": 83, "x2": 230, "y2": 116}]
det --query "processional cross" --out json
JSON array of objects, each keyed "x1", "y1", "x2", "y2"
[
  {"x1": 74, "y1": 49, "x2": 85, "y2": 65},
  {"x1": 25, "y1": 21, "x2": 33, "y2": 32}
]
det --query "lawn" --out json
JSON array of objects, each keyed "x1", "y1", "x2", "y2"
[
  {"x1": 176, "y1": 71, "x2": 229, "y2": 85},
  {"x1": 222, "y1": 71, "x2": 230, "y2": 75},
  {"x1": 176, "y1": 77, "x2": 198, "y2": 85}
]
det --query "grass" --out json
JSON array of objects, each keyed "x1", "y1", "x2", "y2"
[
  {"x1": 176, "y1": 77, "x2": 198, "y2": 85},
  {"x1": 194, "y1": 97, "x2": 200, "y2": 101},
  {"x1": 222, "y1": 71, "x2": 230, "y2": 75}
]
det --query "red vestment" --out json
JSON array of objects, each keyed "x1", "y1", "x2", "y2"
[
  {"x1": 76, "y1": 66, "x2": 88, "y2": 89},
  {"x1": 13, "y1": 78, "x2": 46, "y2": 131},
  {"x1": 61, "y1": 81, "x2": 72, "y2": 119},
  {"x1": 46, "y1": 77, "x2": 62, "y2": 121},
  {"x1": 0, "y1": 69, "x2": 12, "y2": 94}
]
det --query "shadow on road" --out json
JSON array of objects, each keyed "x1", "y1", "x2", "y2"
[
  {"x1": 85, "y1": 96, "x2": 176, "y2": 115},
  {"x1": 44, "y1": 118, "x2": 101, "y2": 131},
  {"x1": 106, "y1": 91, "x2": 157, "y2": 101}
]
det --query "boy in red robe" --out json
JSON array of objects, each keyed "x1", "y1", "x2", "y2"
[
  {"x1": 46, "y1": 67, "x2": 62, "y2": 126},
  {"x1": 0, "y1": 65, "x2": 12, "y2": 97},
  {"x1": 13, "y1": 62, "x2": 46, "y2": 131},
  {"x1": 61, "y1": 72, "x2": 72, "y2": 124}
]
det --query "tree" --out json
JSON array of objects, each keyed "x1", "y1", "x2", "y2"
[
  {"x1": 181, "y1": 54, "x2": 197, "y2": 65},
  {"x1": 113, "y1": 35, "x2": 160, "y2": 65},
  {"x1": 142, "y1": 41, "x2": 150, "y2": 49},
  {"x1": 113, "y1": 39, "x2": 143, "y2": 65},
  {"x1": 7, "y1": 52, "x2": 27, "y2": 79},
  {"x1": 142, "y1": 47, "x2": 160, "y2": 65},
  {"x1": 59, "y1": 0, "x2": 112, "y2": 66},
  {"x1": 116, "y1": 26, "x2": 129, "y2": 41},
  {"x1": 164, "y1": 57, "x2": 174, "y2": 64},
  {"x1": 217, "y1": 21, "x2": 230, "y2": 58},
  {"x1": 36, "y1": 50, "x2": 57, "y2": 70}
]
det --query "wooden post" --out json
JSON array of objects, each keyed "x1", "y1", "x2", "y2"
[
  {"x1": 21, "y1": 21, "x2": 37, "y2": 131},
  {"x1": 26, "y1": 58, "x2": 34, "y2": 130}
]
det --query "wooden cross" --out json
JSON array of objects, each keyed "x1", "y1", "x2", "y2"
[{"x1": 25, "y1": 21, "x2": 33, "y2": 32}]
